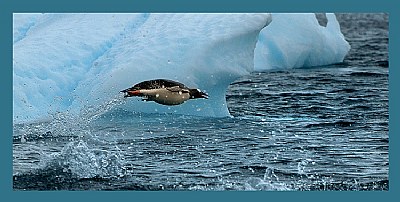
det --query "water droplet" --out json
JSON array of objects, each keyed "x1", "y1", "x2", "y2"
[{"x1": 20, "y1": 135, "x2": 26, "y2": 143}]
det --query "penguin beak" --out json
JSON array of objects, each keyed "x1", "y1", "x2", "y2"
[{"x1": 201, "y1": 92, "x2": 209, "y2": 99}]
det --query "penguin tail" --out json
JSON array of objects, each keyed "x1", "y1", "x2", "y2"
[{"x1": 120, "y1": 89, "x2": 142, "y2": 97}]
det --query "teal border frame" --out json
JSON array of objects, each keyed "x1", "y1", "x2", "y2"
[{"x1": 1, "y1": 0, "x2": 398, "y2": 201}]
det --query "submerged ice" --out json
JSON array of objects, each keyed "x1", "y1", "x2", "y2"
[{"x1": 13, "y1": 13, "x2": 349, "y2": 123}]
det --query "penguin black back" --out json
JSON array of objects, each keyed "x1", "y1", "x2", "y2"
[{"x1": 121, "y1": 79, "x2": 188, "y2": 93}]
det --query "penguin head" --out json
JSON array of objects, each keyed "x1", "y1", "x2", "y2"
[{"x1": 189, "y1": 89, "x2": 208, "y2": 99}]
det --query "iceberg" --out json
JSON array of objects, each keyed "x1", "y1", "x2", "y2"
[
  {"x1": 13, "y1": 13, "x2": 349, "y2": 123},
  {"x1": 255, "y1": 13, "x2": 350, "y2": 70}
]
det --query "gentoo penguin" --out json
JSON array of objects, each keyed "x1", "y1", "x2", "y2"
[{"x1": 121, "y1": 79, "x2": 208, "y2": 106}]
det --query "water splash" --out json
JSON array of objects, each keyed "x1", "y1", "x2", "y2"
[
  {"x1": 13, "y1": 94, "x2": 128, "y2": 178},
  {"x1": 56, "y1": 140, "x2": 127, "y2": 179},
  {"x1": 78, "y1": 94, "x2": 127, "y2": 124}
]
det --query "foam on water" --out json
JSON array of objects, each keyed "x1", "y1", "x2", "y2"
[{"x1": 13, "y1": 13, "x2": 349, "y2": 124}]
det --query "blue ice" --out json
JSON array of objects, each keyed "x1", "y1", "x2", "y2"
[{"x1": 13, "y1": 13, "x2": 349, "y2": 123}]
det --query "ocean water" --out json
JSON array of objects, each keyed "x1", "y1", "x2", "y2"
[{"x1": 12, "y1": 13, "x2": 389, "y2": 191}]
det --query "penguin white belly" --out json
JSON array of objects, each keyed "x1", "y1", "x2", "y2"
[{"x1": 140, "y1": 89, "x2": 191, "y2": 105}]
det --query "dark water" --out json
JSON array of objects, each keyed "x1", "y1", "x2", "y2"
[{"x1": 13, "y1": 13, "x2": 389, "y2": 191}]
